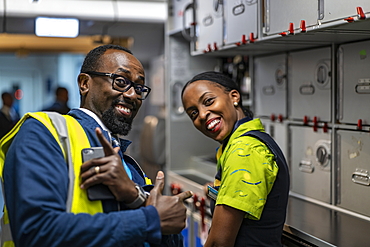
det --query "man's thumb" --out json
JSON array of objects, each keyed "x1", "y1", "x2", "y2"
[{"x1": 153, "y1": 171, "x2": 165, "y2": 194}]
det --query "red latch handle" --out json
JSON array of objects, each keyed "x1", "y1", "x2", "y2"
[
  {"x1": 313, "y1": 116, "x2": 318, "y2": 132},
  {"x1": 213, "y1": 42, "x2": 218, "y2": 51},
  {"x1": 249, "y1": 33, "x2": 256, "y2": 43},
  {"x1": 300, "y1": 20, "x2": 307, "y2": 32},
  {"x1": 270, "y1": 114, "x2": 276, "y2": 122},
  {"x1": 303, "y1": 116, "x2": 309, "y2": 125},
  {"x1": 344, "y1": 17, "x2": 355, "y2": 23},
  {"x1": 278, "y1": 114, "x2": 283, "y2": 123},
  {"x1": 289, "y1": 23, "x2": 294, "y2": 35},
  {"x1": 357, "y1": 7, "x2": 366, "y2": 19},
  {"x1": 357, "y1": 119, "x2": 363, "y2": 130}
]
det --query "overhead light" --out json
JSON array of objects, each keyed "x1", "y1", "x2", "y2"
[{"x1": 35, "y1": 17, "x2": 79, "y2": 38}]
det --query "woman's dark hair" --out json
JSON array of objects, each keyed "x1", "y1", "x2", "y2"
[
  {"x1": 80, "y1": 44, "x2": 133, "y2": 73},
  {"x1": 182, "y1": 71, "x2": 253, "y2": 118}
]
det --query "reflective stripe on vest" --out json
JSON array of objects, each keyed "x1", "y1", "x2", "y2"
[{"x1": 0, "y1": 112, "x2": 104, "y2": 246}]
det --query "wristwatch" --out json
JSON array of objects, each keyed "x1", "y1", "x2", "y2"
[{"x1": 126, "y1": 183, "x2": 148, "y2": 209}]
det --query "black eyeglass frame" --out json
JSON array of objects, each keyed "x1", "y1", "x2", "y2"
[{"x1": 83, "y1": 71, "x2": 151, "y2": 100}]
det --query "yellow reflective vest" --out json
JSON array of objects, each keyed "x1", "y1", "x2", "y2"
[{"x1": 0, "y1": 112, "x2": 105, "y2": 247}]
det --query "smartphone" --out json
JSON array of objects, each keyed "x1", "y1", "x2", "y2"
[{"x1": 82, "y1": 147, "x2": 115, "y2": 201}]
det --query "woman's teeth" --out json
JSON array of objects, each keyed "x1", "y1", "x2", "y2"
[{"x1": 207, "y1": 119, "x2": 220, "y2": 130}]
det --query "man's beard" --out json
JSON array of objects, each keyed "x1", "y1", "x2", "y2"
[{"x1": 101, "y1": 107, "x2": 133, "y2": 136}]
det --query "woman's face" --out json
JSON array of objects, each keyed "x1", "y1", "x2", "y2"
[{"x1": 182, "y1": 80, "x2": 242, "y2": 143}]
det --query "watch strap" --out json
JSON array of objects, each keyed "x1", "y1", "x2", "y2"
[{"x1": 126, "y1": 183, "x2": 147, "y2": 209}]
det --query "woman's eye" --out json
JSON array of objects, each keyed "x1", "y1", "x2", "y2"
[
  {"x1": 189, "y1": 110, "x2": 198, "y2": 119},
  {"x1": 204, "y1": 98, "x2": 214, "y2": 106}
]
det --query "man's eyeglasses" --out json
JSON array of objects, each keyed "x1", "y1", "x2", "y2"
[{"x1": 84, "y1": 71, "x2": 151, "y2": 100}]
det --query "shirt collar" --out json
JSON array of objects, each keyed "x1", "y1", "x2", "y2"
[
  {"x1": 77, "y1": 108, "x2": 132, "y2": 151},
  {"x1": 79, "y1": 108, "x2": 109, "y2": 132}
]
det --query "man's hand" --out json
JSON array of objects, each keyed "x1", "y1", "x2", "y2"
[
  {"x1": 80, "y1": 128, "x2": 137, "y2": 202},
  {"x1": 146, "y1": 171, "x2": 193, "y2": 235}
]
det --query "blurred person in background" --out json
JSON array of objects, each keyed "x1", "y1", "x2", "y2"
[
  {"x1": 0, "y1": 92, "x2": 20, "y2": 139},
  {"x1": 42, "y1": 86, "x2": 71, "y2": 114}
]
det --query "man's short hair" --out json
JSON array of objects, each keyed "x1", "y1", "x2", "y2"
[{"x1": 80, "y1": 44, "x2": 133, "y2": 73}]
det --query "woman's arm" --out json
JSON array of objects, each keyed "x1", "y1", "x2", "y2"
[{"x1": 204, "y1": 204, "x2": 245, "y2": 247}]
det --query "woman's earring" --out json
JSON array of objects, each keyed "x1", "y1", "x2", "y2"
[{"x1": 234, "y1": 102, "x2": 238, "y2": 107}]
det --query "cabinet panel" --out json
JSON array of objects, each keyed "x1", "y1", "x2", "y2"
[
  {"x1": 338, "y1": 40, "x2": 370, "y2": 125},
  {"x1": 290, "y1": 125, "x2": 331, "y2": 203},
  {"x1": 224, "y1": 0, "x2": 258, "y2": 45},
  {"x1": 289, "y1": 47, "x2": 331, "y2": 122},
  {"x1": 194, "y1": 0, "x2": 223, "y2": 52},
  {"x1": 323, "y1": 0, "x2": 370, "y2": 23},
  {"x1": 254, "y1": 53, "x2": 287, "y2": 118},
  {"x1": 337, "y1": 130, "x2": 370, "y2": 217},
  {"x1": 263, "y1": 0, "x2": 319, "y2": 36},
  {"x1": 169, "y1": 0, "x2": 194, "y2": 33}
]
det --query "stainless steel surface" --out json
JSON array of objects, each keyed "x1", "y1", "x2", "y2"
[
  {"x1": 194, "y1": 0, "x2": 224, "y2": 52},
  {"x1": 337, "y1": 130, "x2": 370, "y2": 217},
  {"x1": 254, "y1": 53, "x2": 287, "y2": 118},
  {"x1": 286, "y1": 195, "x2": 370, "y2": 247},
  {"x1": 223, "y1": 0, "x2": 258, "y2": 45},
  {"x1": 262, "y1": 0, "x2": 319, "y2": 36},
  {"x1": 290, "y1": 125, "x2": 331, "y2": 203},
  {"x1": 338, "y1": 39, "x2": 370, "y2": 125},
  {"x1": 289, "y1": 47, "x2": 332, "y2": 122}
]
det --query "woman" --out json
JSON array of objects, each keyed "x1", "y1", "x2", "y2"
[{"x1": 181, "y1": 71, "x2": 290, "y2": 247}]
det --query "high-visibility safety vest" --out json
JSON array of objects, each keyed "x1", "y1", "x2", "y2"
[{"x1": 0, "y1": 111, "x2": 131, "y2": 247}]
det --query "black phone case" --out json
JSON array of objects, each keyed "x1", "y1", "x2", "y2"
[{"x1": 82, "y1": 147, "x2": 115, "y2": 201}]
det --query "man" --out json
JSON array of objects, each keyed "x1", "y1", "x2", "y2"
[
  {"x1": 0, "y1": 45, "x2": 192, "y2": 247},
  {"x1": 42, "y1": 86, "x2": 71, "y2": 114},
  {"x1": 0, "y1": 92, "x2": 20, "y2": 139}
]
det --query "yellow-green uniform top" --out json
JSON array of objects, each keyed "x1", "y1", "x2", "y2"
[{"x1": 215, "y1": 118, "x2": 279, "y2": 220}]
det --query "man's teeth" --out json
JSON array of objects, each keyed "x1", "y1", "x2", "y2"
[
  {"x1": 116, "y1": 105, "x2": 131, "y2": 113},
  {"x1": 207, "y1": 119, "x2": 220, "y2": 130}
]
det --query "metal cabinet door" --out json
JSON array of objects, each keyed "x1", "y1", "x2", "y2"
[
  {"x1": 289, "y1": 47, "x2": 331, "y2": 122},
  {"x1": 290, "y1": 125, "x2": 331, "y2": 203},
  {"x1": 263, "y1": 0, "x2": 319, "y2": 36},
  {"x1": 195, "y1": 0, "x2": 224, "y2": 52},
  {"x1": 170, "y1": 0, "x2": 194, "y2": 33},
  {"x1": 260, "y1": 118, "x2": 288, "y2": 158},
  {"x1": 337, "y1": 130, "x2": 370, "y2": 217},
  {"x1": 224, "y1": 0, "x2": 258, "y2": 45},
  {"x1": 254, "y1": 53, "x2": 287, "y2": 118},
  {"x1": 322, "y1": 0, "x2": 370, "y2": 24},
  {"x1": 338, "y1": 40, "x2": 370, "y2": 125}
]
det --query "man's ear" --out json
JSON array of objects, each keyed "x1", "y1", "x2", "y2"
[{"x1": 78, "y1": 73, "x2": 90, "y2": 96}]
